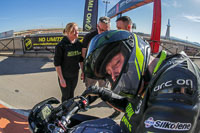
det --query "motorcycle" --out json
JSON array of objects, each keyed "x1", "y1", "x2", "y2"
[{"x1": 28, "y1": 96, "x2": 122, "y2": 133}]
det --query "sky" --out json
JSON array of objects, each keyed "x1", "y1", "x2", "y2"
[{"x1": 0, "y1": 0, "x2": 200, "y2": 43}]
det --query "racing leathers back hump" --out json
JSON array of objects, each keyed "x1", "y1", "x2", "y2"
[
  {"x1": 138, "y1": 51, "x2": 200, "y2": 133},
  {"x1": 118, "y1": 51, "x2": 200, "y2": 133}
]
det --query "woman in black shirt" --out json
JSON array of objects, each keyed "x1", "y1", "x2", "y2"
[{"x1": 54, "y1": 22, "x2": 83, "y2": 102}]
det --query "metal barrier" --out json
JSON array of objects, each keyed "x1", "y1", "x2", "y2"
[
  {"x1": 0, "y1": 37, "x2": 15, "y2": 54},
  {"x1": 0, "y1": 33, "x2": 199, "y2": 59},
  {"x1": 141, "y1": 34, "x2": 200, "y2": 57}
]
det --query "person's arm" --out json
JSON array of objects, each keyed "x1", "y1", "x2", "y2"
[
  {"x1": 79, "y1": 41, "x2": 85, "y2": 81},
  {"x1": 82, "y1": 48, "x2": 87, "y2": 59},
  {"x1": 54, "y1": 44, "x2": 66, "y2": 88},
  {"x1": 82, "y1": 86, "x2": 128, "y2": 112},
  {"x1": 81, "y1": 33, "x2": 90, "y2": 81},
  {"x1": 80, "y1": 62, "x2": 84, "y2": 81},
  {"x1": 81, "y1": 48, "x2": 86, "y2": 81},
  {"x1": 104, "y1": 91, "x2": 128, "y2": 112},
  {"x1": 55, "y1": 66, "x2": 66, "y2": 87},
  {"x1": 82, "y1": 31, "x2": 93, "y2": 58}
]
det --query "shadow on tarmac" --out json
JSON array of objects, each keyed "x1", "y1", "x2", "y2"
[
  {"x1": 0, "y1": 56, "x2": 55, "y2": 75},
  {"x1": 90, "y1": 101, "x2": 112, "y2": 109}
]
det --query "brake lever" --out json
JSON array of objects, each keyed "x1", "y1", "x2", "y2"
[{"x1": 78, "y1": 96, "x2": 89, "y2": 111}]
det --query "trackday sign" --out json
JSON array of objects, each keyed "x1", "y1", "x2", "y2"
[{"x1": 24, "y1": 35, "x2": 84, "y2": 52}]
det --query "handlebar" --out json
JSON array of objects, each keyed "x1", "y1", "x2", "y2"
[
  {"x1": 47, "y1": 96, "x2": 88, "y2": 133},
  {"x1": 28, "y1": 96, "x2": 89, "y2": 133},
  {"x1": 54, "y1": 96, "x2": 88, "y2": 132}
]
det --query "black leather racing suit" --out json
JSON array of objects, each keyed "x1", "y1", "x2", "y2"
[{"x1": 101, "y1": 51, "x2": 200, "y2": 133}]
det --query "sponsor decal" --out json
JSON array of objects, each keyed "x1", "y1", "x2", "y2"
[
  {"x1": 24, "y1": 36, "x2": 63, "y2": 51},
  {"x1": 67, "y1": 50, "x2": 81, "y2": 57},
  {"x1": 119, "y1": 0, "x2": 132, "y2": 9},
  {"x1": 83, "y1": 0, "x2": 98, "y2": 31},
  {"x1": 25, "y1": 38, "x2": 32, "y2": 50},
  {"x1": 121, "y1": 116, "x2": 132, "y2": 132},
  {"x1": 107, "y1": 0, "x2": 146, "y2": 18},
  {"x1": 126, "y1": 103, "x2": 134, "y2": 120},
  {"x1": 144, "y1": 117, "x2": 191, "y2": 131},
  {"x1": 135, "y1": 99, "x2": 142, "y2": 114},
  {"x1": 153, "y1": 79, "x2": 193, "y2": 92},
  {"x1": 84, "y1": 23, "x2": 92, "y2": 31},
  {"x1": 116, "y1": 3, "x2": 119, "y2": 13},
  {"x1": 24, "y1": 35, "x2": 84, "y2": 51},
  {"x1": 121, "y1": 103, "x2": 134, "y2": 132},
  {"x1": 107, "y1": 7, "x2": 116, "y2": 17}
]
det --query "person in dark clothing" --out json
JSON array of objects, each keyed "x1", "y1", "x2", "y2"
[
  {"x1": 54, "y1": 22, "x2": 83, "y2": 103},
  {"x1": 82, "y1": 30, "x2": 200, "y2": 132},
  {"x1": 82, "y1": 16, "x2": 110, "y2": 88},
  {"x1": 82, "y1": 16, "x2": 110, "y2": 60},
  {"x1": 82, "y1": 30, "x2": 98, "y2": 51}
]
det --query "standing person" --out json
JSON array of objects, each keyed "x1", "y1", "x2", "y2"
[
  {"x1": 83, "y1": 30, "x2": 200, "y2": 132},
  {"x1": 54, "y1": 22, "x2": 83, "y2": 103},
  {"x1": 82, "y1": 16, "x2": 110, "y2": 88},
  {"x1": 83, "y1": 16, "x2": 121, "y2": 119},
  {"x1": 116, "y1": 16, "x2": 133, "y2": 32}
]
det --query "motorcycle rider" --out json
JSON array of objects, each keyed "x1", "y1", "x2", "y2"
[{"x1": 83, "y1": 30, "x2": 200, "y2": 132}]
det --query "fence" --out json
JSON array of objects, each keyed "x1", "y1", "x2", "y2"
[
  {"x1": 0, "y1": 37, "x2": 15, "y2": 54},
  {"x1": 0, "y1": 33, "x2": 199, "y2": 58},
  {"x1": 0, "y1": 33, "x2": 85, "y2": 57}
]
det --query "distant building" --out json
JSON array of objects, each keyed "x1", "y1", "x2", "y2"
[
  {"x1": 165, "y1": 19, "x2": 170, "y2": 39},
  {"x1": 0, "y1": 30, "x2": 14, "y2": 38},
  {"x1": 14, "y1": 28, "x2": 84, "y2": 37}
]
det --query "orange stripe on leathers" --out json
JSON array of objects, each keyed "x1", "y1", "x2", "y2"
[{"x1": 0, "y1": 104, "x2": 30, "y2": 133}]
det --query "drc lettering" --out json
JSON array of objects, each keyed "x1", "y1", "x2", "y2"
[{"x1": 88, "y1": 0, "x2": 94, "y2": 11}]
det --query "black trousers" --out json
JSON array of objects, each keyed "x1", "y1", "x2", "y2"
[{"x1": 58, "y1": 76, "x2": 78, "y2": 103}]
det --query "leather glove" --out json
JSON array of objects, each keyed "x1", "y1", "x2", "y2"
[
  {"x1": 82, "y1": 86, "x2": 103, "y2": 97},
  {"x1": 82, "y1": 86, "x2": 112, "y2": 101}
]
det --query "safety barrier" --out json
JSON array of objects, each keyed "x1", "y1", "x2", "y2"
[
  {"x1": 0, "y1": 33, "x2": 199, "y2": 58},
  {"x1": 140, "y1": 35, "x2": 200, "y2": 57},
  {"x1": 0, "y1": 37, "x2": 15, "y2": 54},
  {"x1": 0, "y1": 33, "x2": 85, "y2": 57}
]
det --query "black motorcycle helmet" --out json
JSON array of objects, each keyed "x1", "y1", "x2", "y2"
[{"x1": 84, "y1": 30, "x2": 151, "y2": 98}]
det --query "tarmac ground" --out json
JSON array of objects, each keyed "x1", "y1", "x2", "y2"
[{"x1": 0, "y1": 55, "x2": 123, "y2": 132}]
